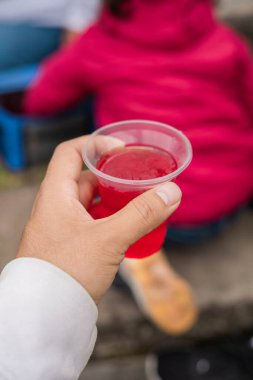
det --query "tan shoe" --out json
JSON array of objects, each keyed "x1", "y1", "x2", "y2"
[{"x1": 120, "y1": 250, "x2": 197, "y2": 335}]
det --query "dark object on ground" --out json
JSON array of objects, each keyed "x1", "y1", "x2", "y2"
[{"x1": 146, "y1": 334, "x2": 253, "y2": 380}]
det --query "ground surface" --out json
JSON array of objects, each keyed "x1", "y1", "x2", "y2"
[{"x1": 1, "y1": 186, "x2": 253, "y2": 379}]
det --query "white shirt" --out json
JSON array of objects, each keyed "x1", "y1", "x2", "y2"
[
  {"x1": 0, "y1": 258, "x2": 98, "y2": 379},
  {"x1": 0, "y1": 0, "x2": 101, "y2": 31}
]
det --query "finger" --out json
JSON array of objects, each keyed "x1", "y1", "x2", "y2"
[
  {"x1": 104, "y1": 182, "x2": 182, "y2": 247},
  {"x1": 45, "y1": 135, "x2": 124, "y2": 199},
  {"x1": 90, "y1": 135, "x2": 125, "y2": 156},
  {"x1": 83, "y1": 135, "x2": 125, "y2": 169},
  {"x1": 44, "y1": 136, "x2": 89, "y2": 198},
  {"x1": 79, "y1": 170, "x2": 98, "y2": 208}
]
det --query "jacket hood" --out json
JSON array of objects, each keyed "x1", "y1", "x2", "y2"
[{"x1": 101, "y1": 0, "x2": 215, "y2": 49}]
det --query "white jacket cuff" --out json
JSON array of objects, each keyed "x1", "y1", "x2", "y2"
[{"x1": 0, "y1": 258, "x2": 98, "y2": 380}]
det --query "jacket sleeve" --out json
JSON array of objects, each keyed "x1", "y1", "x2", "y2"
[
  {"x1": 24, "y1": 38, "x2": 93, "y2": 116},
  {"x1": 0, "y1": 258, "x2": 98, "y2": 380}
]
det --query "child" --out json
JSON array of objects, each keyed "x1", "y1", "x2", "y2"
[{"x1": 24, "y1": 0, "x2": 253, "y2": 335}]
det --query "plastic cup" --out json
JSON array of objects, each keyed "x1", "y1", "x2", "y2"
[{"x1": 83, "y1": 120, "x2": 192, "y2": 259}]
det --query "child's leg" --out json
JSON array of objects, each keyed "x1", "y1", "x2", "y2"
[
  {"x1": 166, "y1": 208, "x2": 244, "y2": 246},
  {"x1": 121, "y1": 210, "x2": 244, "y2": 334},
  {"x1": 120, "y1": 250, "x2": 197, "y2": 335}
]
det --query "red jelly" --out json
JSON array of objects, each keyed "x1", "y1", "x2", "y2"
[
  {"x1": 97, "y1": 146, "x2": 177, "y2": 180},
  {"x1": 89, "y1": 146, "x2": 177, "y2": 258}
]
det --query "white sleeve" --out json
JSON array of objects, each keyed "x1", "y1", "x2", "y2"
[
  {"x1": 0, "y1": 258, "x2": 98, "y2": 380},
  {"x1": 64, "y1": 0, "x2": 101, "y2": 32}
]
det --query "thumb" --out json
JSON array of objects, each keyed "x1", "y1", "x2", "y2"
[{"x1": 106, "y1": 182, "x2": 182, "y2": 247}]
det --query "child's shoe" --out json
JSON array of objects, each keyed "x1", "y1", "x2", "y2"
[{"x1": 120, "y1": 249, "x2": 197, "y2": 335}]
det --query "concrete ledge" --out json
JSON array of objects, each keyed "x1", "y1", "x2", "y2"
[{"x1": 81, "y1": 356, "x2": 145, "y2": 380}]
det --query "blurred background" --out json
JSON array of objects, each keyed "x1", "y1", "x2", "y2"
[{"x1": 0, "y1": 0, "x2": 253, "y2": 379}]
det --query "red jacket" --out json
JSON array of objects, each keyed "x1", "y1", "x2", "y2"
[{"x1": 25, "y1": 0, "x2": 253, "y2": 225}]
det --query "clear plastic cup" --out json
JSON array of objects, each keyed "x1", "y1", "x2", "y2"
[{"x1": 83, "y1": 120, "x2": 192, "y2": 259}]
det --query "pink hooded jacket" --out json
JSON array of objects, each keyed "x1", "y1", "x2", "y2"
[{"x1": 25, "y1": 0, "x2": 253, "y2": 225}]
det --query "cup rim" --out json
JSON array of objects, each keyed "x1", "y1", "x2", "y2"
[{"x1": 82, "y1": 120, "x2": 193, "y2": 187}]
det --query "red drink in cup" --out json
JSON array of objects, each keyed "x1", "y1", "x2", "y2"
[{"x1": 83, "y1": 120, "x2": 192, "y2": 259}]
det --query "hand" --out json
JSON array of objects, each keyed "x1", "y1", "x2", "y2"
[{"x1": 17, "y1": 137, "x2": 182, "y2": 303}]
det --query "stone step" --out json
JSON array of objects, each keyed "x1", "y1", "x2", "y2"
[{"x1": 80, "y1": 356, "x2": 145, "y2": 380}]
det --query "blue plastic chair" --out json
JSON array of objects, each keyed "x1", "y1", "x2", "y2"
[
  {"x1": 0, "y1": 64, "x2": 38, "y2": 170},
  {"x1": 0, "y1": 64, "x2": 38, "y2": 94},
  {"x1": 0, "y1": 64, "x2": 94, "y2": 170}
]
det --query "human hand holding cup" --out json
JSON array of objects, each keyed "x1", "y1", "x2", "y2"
[{"x1": 83, "y1": 120, "x2": 192, "y2": 259}]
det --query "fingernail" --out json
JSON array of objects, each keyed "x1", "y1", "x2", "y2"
[
  {"x1": 155, "y1": 182, "x2": 182, "y2": 206},
  {"x1": 104, "y1": 136, "x2": 125, "y2": 150}
]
